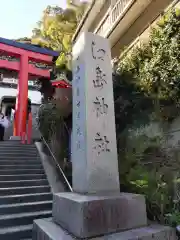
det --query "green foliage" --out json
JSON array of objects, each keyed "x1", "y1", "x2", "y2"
[
  {"x1": 37, "y1": 101, "x2": 70, "y2": 170},
  {"x1": 113, "y1": 71, "x2": 153, "y2": 135},
  {"x1": 115, "y1": 8, "x2": 180, "y2": 223},
  {"x1": 37, "y1": 102, "x2": 62, "y2": 141},
  {"x1": 118, "y1": 9, "x2": 180, "y2": 123},
  {"x1": 166, "y1": 210, "x2": 180, "y2": 227},
  {"x1": 120, "y1": 131, "x2": 180, "y2": 224},
  {"x1": 32, "y1": 1, "x2": 88, "y2": 68}
]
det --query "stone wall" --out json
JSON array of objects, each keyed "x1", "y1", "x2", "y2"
[{"x1": 130, "y1": 116, "x2": 180, "y2": 148}]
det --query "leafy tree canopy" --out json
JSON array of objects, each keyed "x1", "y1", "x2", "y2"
[{"x1": 32, "y1": 0, "x2": 88, "y2": 68}]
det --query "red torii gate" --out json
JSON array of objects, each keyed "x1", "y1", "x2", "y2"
[{"x1": 0, "y1": 37, "x2": 70, "y2": 139}]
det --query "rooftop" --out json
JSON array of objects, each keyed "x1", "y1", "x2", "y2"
[{"x1": 0, "y1": 37, "x2": 59, "y2": 57}]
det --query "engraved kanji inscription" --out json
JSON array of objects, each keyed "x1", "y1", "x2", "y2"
[
  {"x1": 77, "y1": 101, "x2": 80, "y2": 108},
  {"x1": 93, "y1": 97, "x2": 108, "y2": 117},
  {"x1": 77, "y1": 111, "x2": 80, "y2": 119},
  {"x1": 77, "y1": 140, "x2": 81, "y2": 150},
  {"x1": 93, "y1": 66, "x2": 107, "y2": 89},
  {"x1": 94, "y1": 133, "x2": 110, "y2": 155},
  {"x1": 75, "y1": 65, "x2": 80, "y2": 74},
  {"x1": 76, "y1": 126, "x2": 81, "y2": 136},
  {"x1": 74, "y1": 57, "x2": 80, "y2": 73},
  {"x1": 91, "y1": 41, "x2": 106, "y2": 61},
  {"x1": 76, "y1": 87, "x2": 80, "y2": 97}
]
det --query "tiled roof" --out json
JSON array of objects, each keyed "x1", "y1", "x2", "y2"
[{"x1": 0, "y1": 37, "x2": 59, "y2": 57}]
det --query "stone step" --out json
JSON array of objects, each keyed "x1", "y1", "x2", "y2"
[
  {"x1": 0, "y1": 224, "x2": 32, "y2": 240},
  {"x1": 0, "y1": 143, "x2": 36, "y2": 150},
  {"x1": 0, "y1": 154, "x2": 39, "y2": 158},
  {"x1": 0, "y1": 169, "x2": 45, "y2": 175},
  {"x1": 0, "y1": 149, "x2": 38, "y2": 153},
  {"x1": 0, "y1": 141, "x2": 34, "y2": 145},
  {"x1": 0, "y1": 200, "x2": 52, "y2": 215},
  {"x1": 0, "y1": 159, "x2": 41, "y2": 163},
  {"x1": 0, "y1": 185, "x2": 51, "y2": 196},
  {"x1": 0, "y1": 152, "x2": 39, "y2": 157},
  {"x1": 0, "y1": 149, "x2": 37, "y2": 153},
  {"x1": 0, "y1": 174, "x2": 46, "y2": 181},
  {"x1": 0, "y1": 141, "x2": 52, "y2": 239},
  {"x1": 33, "y1": 219, "x2": 177, "y2": 240},
  {"x1": 0, "y1": 193, "x2": 52, "y2": 205},
  {"x1": 0, "y1": 148, "x2": 36, "y2": 151},
  {"x1": 0, "y1": 179, "x2": 48, "y2": 188},
  {"x1": 0, "y1": 156, "x2": 40, "y2": 160},
  {"x1": 0, "y1": 210, "x2": 52, "y2": 228},
  {"x1": 0, "y1": 165, "x2": 43, "y2": 170},
  {"x1": 0, "y1": 148, "x2": 37, "y2": 152},
  {"x1": 0, "y1": 160, "x2": 42, "y2": 165}
]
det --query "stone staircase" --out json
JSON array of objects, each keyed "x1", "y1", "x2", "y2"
[{"x1": 0, "y1": 141, "x2": 52, "y2": 240}]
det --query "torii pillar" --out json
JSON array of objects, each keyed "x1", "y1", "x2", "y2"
[{"x1": 14, "y1": 54, "x2": 29, "y2": 136}]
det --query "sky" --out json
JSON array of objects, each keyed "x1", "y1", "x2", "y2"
[{"x1": 0, "y1": 0, "x2": 67, "y2": 39}]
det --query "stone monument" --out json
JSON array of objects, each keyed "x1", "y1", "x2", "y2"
[{"x1": 33, "y1": 32, "x2": 177, "y2": 240}]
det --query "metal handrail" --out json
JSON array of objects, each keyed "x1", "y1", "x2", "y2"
[{"x1": 40, "y1": 133, "x2": 73, "y2": 192}]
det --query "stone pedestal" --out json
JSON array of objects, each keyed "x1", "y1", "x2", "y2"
[
  {"x1": 33, "y1": 192, "x2": 177, "y2": 240},
  {"x1": 33, "y1": 218, "x2": 177, "y2": 240},
  {"x1": 52, "y1": 192, "x2": 147, "y2": 238}
]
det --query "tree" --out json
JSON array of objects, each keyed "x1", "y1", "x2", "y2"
[{"x1": 32, "y1": 1, "x2": 88, "y2": 68}]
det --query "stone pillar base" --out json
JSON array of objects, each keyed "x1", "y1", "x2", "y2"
[
  {"x1": 33, "y1": 192, "x2": 177, "y2": 240},
  {"x1": 33, "y1": 218, "x2": 177, "y2": 240},
  {"x1": 52, "y1": 192, "x2": 147, "y2": 238}
]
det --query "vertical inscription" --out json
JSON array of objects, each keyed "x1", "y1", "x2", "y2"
[
  {"x1": 74, "y1": 57, "x2": 82, "y2": 150},
  {"x1": 91, "y1": 40, "x2": 111, "y2": 156},
  {"x1": 72, "y1": 32, "x2": 120, "y2": 193}
]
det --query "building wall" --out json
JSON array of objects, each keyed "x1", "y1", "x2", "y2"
[
  {"x1": 88, "y1": 0, "x2": 111, "y2": 32},
  {"x1": 114, "y1": 0, "x2": 179, "y2": 58},
  {"x1": 0, "y1": 87, "x2": 41, "y2": 105},
  {"x1": 111, "y1": 0, "x2": 174, "y2": 57},
  {"x1": 75, "y1": 0, "x2": 176, "y2": 58}
]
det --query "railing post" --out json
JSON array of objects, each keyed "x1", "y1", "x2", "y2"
[{"x1": 14, "y1": 54, "x2": 29, "y2": 137}]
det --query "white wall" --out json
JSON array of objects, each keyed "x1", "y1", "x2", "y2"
[{"x1": 0, "y1": 87, "x2": 41, "y2": 104}]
